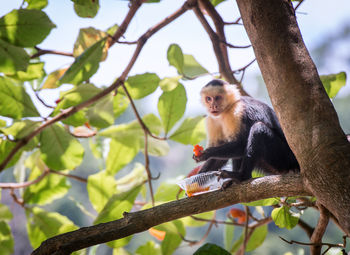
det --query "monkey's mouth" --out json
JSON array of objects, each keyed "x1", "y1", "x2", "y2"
[{"x1": 210, "y1": 111, "x2": 220, "y2": 115}]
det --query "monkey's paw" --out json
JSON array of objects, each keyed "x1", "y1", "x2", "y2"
[
  {"x1": 216, "y1": 170, "x2": 240, "y2": 189},
  {"x1": 192, "y1": 153, "x2": 207, "y2": 163}
]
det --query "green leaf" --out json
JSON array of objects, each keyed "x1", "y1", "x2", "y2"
[
  {"x1": 123, "y1": 73, "x2": 160, "y2": 99},
  {"x1": 24, "y1": 170, "x2": 71, "y2": 205},
  {"x1": 224, "y1": 221, "x2": 235, "y2": 251},
  {"x1": 167, "y1": 44, "x2": 184, "y2": 74},
  {"x1": 158, "y1": 83, "x2": 186, "y2": 134},
  {"x1": 24, "y1": 151, "x2": 71, "y2": 205},
  {"x1": 170, "y1": 116, "x2": 206, "y2": 145},
  {"x1": 0, "y1": 139, "x2": 23, "y2": 168},
  {"x1": 89, "y1": 137, "x2": 103, "y2": 159},
  {"x1": 154, "y1": 182, "x2": 180, "y2": 202},
  {"x1": 8, "y1": 62, "x2": 45, "y2": 81},
  {"x1": 1, "y1": 120, "x2": 40, "y2": 139},
  {"x1": 1, "y1": 120, "x2": 40, "y2": 150},
  {"x1": 231, "y1": 225, "x2": 267, "y2": 253},
  {"x1": 167, "y1": 44, "x2": 208, "y2": 79},
  {"x1": 40, "y1": 123, "x2": 85, "y2": 170},
  {"x1": 0, "y1": 119, "x2": 6, "y2": 127},
  {"x1": 94, "y1": 185, "x2": 142, "y2": 224},
  {"x1": 246, "y1": 225, "x2": 267, "y2": 251},
  {"x1": 87, "y1": 93, "x2": 114, "y2": 128},
  {"x1": 242, "y1": 197, "x2": 279, "y2": 206},
  {"x1": 87, "y1": 170, "x2": 117, "y2": 213},
  {"x1": 60, "y1": 38, "x2": 106, "y2": 85},
  {"x1": 100, "y1": 114, "x2": 162, "y2": 141},
  {"x1": 182, "y1": 54, "x2": 208, "y2": 79},
  {"x1": 113, "y1": 93, "x2": 129, "y2": 119},
  {"x1": 73, "y1": 27, "x2": 108, "y2": 61},
  {"x1": 194, "y1": 243, "x2": 230, "y2": 255},
  {"x1": 155, "y1": 221, "x2": 185, "y2": 255},
  {"x1": 73, "y1": 0, "x2": 100, "y2": 18},
  {"x1": 0, "y1": 9, "x2": 55, "y2": 47},
  {"x1": 53, "y1": 83, "x2": 102, "y2": 126},
  {"x1": 26, "y1": 207, "x2": 78, "y2": 249},
  {"x1": 0, "y1": 221, "x2": 14, "y2": 255},
  {"x1": 106, "y1": 24, "x2": 119, "y2": 36},
  {"x1": 26, "y1": 0, "x2": 48, "y2": 9},
  {"x1": 210, "y1": 0, "x2": 227, "y2": 6},
  {"x1": 115, "y1": 163, "x2": 147, "y2": 194},
  {"x1": 0, "y1": 76, "x2": 40, "y2": 118},
  {"x1": 159, "y1": 76, "x2": 182, "y2": 92},
  {"x1": 106, "y1": 138, "x2": 139, "y2": 174},
  {"x1": 113, "y1": 248, "x2": 131, "y2": 255},
  {"x1": 320, "y1": 72, "x2": 347, "y2": 99},
  {"x1": 141, "y1": 136, "x2": 169, "y2": 156},
  {"x1": 41, "y1": 68, "x2": 68, "y2": 89},
  {"x1": 0, "y1": 39, "x2": 29, "y2": 75},
  {"x1": 0, "y1": 204, "x2": 13, "y2": 221},
  {"x1": 271, "y1": 206, "x2": 299, "y2": 229},
  {"x1": 136, "y1": 241, "x2": 161, "y2": 255}
]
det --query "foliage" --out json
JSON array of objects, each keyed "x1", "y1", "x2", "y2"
[{"x1": 0, "y1": 0, "x2": 348, "y2": 255}]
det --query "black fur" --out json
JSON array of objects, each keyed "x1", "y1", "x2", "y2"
[
  {"x1": 198, "y1": 96, "x2": 300, "y2": 182},
  {"x1": 204, "y1": 79, "x2": 226, "y2": 87}
]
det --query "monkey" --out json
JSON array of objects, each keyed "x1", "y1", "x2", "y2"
[{"x1": 193, "y1": 79, "x2": 300, "y2": 184}]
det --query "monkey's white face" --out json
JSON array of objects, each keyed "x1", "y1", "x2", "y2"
[{"x1": 204, "y1": 94, "x2": 225, "y2": 117}]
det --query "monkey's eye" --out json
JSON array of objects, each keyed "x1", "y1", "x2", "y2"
[{"x1": 206, "y1": 96, "x2": 212, "y2": 102}]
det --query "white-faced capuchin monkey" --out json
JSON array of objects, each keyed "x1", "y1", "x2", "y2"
[{"x1": 193, "y1": 79, "x2": 300, "y2": 185}]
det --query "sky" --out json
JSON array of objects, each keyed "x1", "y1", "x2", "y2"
[{"x1": 1, "y1": 0, "x2": 349, "y2": 119}]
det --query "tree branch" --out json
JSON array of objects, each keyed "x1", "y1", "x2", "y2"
[
  {"x1": 31, "y1": 174, "x2": 309, "y2": 255},
  {"x1": 310, "y1": 203, "x2": 330, "y2": 255},
  {"x1": 0, "y1": 0, "x2": 195, "y2": 172}
]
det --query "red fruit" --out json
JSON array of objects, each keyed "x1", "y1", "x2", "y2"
[
  {"x1": 229, "y1": 208, "x2": 247, "y2": 224},
  {"x1": 55, "y1": 98, "x2": 62, "y2": 104},
  {"x1": 193, "y1": 144, "x2": 204, "y2": 157}
]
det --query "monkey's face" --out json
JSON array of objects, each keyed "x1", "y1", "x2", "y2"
[
  {"x1": 200, "y1": 83, "x2": 241, "y2": 118},
  {"x1": 201, "y1": 86, "x2": 227, "y2": 117}
]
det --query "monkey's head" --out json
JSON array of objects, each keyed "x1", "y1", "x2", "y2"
[{"x1": 200, "y1": 79, "x2": 241, "y2": 117}]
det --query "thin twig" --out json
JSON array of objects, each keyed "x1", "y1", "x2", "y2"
[
  {"x1": 10, "y1": 189, "x2": 25, "y2": 207},
  {"x1": 0, "y1": 169, "x2": 49, "y2": 189},
  {"x1": 49, "y1": 169, "x2": 87, "y2": 183},
  {"x1": 294, "y1": 0, "x2": 305, "y2": 10},
  {"x1": 279, "y1": 236, "x2": 346, "y2": 253},
  {"x1": 182, "y1": 211, "x2": 217, "y2": 246},
  {"x1": 35, "y1": 91, "x2": 55, "y2": 109},
  {"x1": 221, "y1": 40, "x2": 251, "y2": 49},
  {"x1": 224, "y1": 17, "x2": 243, "y2": 25},
  {"x1": 31, "y1": 47, "x2": 74, "y2": 59},
  {"x1": 121, "y1": 84, "x2": 166, "y2": 141}
]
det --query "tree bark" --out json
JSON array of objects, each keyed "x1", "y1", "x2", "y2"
[
  {"x1": 236, "y1": 0, "x2": 350, "y2": 235},
  {"x1": 31, "y1": 174, "x2": 308, "y2": 255}
]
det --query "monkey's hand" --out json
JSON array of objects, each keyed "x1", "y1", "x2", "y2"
[
  {"x1": 192, "y1": 150, "x2": 209, "y2": 163},
  {"x1": 217, "y1": 170, "x2": 240, "y2": 189}
]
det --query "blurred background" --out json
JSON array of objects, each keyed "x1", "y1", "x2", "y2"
[{"x1": 0, "y1": 0, "x2": 349, "y2": 254}]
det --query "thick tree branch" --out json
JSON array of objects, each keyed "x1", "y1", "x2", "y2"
[
  {"x1": 31, "y1": 174, "x2": 309, "y2": 255},
  {"x1": 236, "y1": 0, "x2": 350, "y2": 235}
]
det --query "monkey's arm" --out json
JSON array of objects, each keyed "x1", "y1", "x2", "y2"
[{"x1": 193, "y1": 139, "x2": 245, "y2": 163}]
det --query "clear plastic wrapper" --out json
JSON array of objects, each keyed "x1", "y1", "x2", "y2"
[{"x1": 177, "y1": 171, "x2": 226, "y2": 197}]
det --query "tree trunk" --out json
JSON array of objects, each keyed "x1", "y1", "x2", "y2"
[{"x1": 236, "y1": 0, "x2": 350, "y2": 235}]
